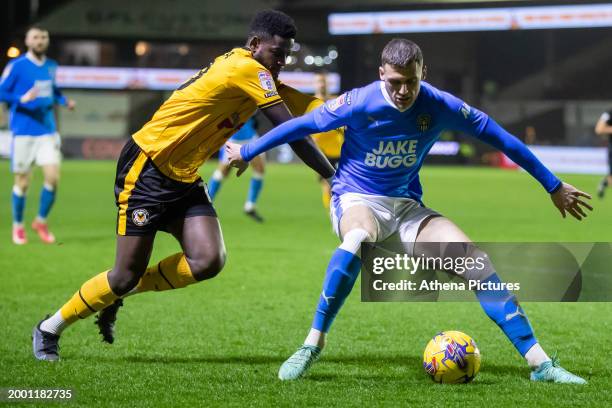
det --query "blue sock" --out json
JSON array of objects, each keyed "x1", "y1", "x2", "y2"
[
  {"x1": 208, "y1": 178, "x2": 221, "y2": 200},
  {"x1": 246, "y1": 174, "x2": 263, "y2": 206},
  {"x1": 12, "y1": 187, "x2": 26, "y2": 224},
  {"x1": 476, "y1": 273, "x2": 537, "y2": 356},
  {"x1": 312, "y1": 248, "x2": 362, "y2": 333},
  {"x1": 38, "y1": 185, "x2": 56, "y2": 220}
]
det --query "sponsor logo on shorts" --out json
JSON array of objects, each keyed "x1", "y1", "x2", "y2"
[{"x1": 132, "y1": 209, "x2": 150, "y2": 226}]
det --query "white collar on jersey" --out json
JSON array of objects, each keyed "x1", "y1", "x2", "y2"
[
  {"x1": 26, "y1": 51, "x2": 47, "y2": 67},
  {"x1": 379, "y1": 80, "x2": 414, "y2": 113}
]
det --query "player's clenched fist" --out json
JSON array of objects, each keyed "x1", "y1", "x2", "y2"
[{"x1": 225, "y1": 142, "x2": 248, "y2": 176}]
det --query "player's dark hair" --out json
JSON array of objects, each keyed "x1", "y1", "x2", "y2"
[
  {"x1": 381, "y1": 38, "x2": 423, "y2": 68},
  {"x1": 248, "y1": 10, "x2": 297, "y2": 40},
  {"x1": 26, "y1": 24, "x2": 48, "y2": 34}
]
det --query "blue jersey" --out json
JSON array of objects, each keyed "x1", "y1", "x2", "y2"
[
  {"x1": 242, "y1": 80, "x2": 561, "y2": 201},
  {"x1": 0, "y1": 54, "x2": 66, "y2": 136},
  {"x1": 229, "y1": 117, "x2": 258, "y2": 142},
  {"x1": 313, "y1": 81, "x2": 490, "y2": 199}
]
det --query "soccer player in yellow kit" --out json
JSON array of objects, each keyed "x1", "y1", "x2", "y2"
[{"x1": 32, "y1": 10, "x2": 336, "y2": 360}]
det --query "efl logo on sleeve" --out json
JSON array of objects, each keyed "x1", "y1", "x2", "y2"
[
  {"x1": 258, "y1": 71, "x2": 275, "y2": 91},
  {"x1": 327, "y1": 93, "x2": 351, "y2": 112},
  {"x1": 460, "y1": 102, "x2": 471, "y2": 119}
]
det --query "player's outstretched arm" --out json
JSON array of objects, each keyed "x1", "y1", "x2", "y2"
[
  {"x1": 550, "y1": 182, "x2": 593, "y2": 220},
  {"x1": 226, "y1": 103, "x2": 332, "y2": 177},
  {"x1": 475, "y1": 118, "x2": 561, "y2": 193},
  {"x1": 475, "y1": 118, "x2": 592, "y2": 220},
  {"x1": 262, "y1": 103, "x2": 334, "y2": 178}
]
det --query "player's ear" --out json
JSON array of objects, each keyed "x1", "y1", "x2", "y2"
[
  {"x1": 422, "y1": 64, "x2": 427, "y2": 81},
  {"x1": 248, "y1": 36, "x2": 260, "y2": 53},
  {"x1": 379, "y1": 66, "x2": 385, "y2": 81}
]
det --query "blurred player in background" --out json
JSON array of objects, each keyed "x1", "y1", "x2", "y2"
[
  {"x1": 208, "y1": 116, "x2": 267, "y2": 222},
  {"x1": 311, "y1": 72, "x2": 343, "y2": 209},
  {"x1": 594, "y1": 109, "x2": 612, "y2": 199},
  {"x1": 228, "y1": 38, "x2": 591, "y2": 384},
  {"x1": 31, "y1": 10, "x2": 339, "y2": 361},
  {"x1": 0, "y1": 25, "x2": 75, "y2": 245}
]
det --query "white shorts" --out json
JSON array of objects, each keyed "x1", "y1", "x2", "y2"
[
  {"x1": 11, "y1": 133, "x2": 62, "y2": 173},
  {"x1": 330, "y1": 192, "x2": 440, "y2": 254}
]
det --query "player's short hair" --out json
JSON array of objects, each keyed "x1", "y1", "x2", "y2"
[
  {"x1": 26, "y1": 24, "x2": 48, "y2": 34},
  {"x1": 248, "y1": 10, "x2": 297, "y2": 40},
  {"x1": 381, "y1": 38, "x2": 423, "y2": 68}
]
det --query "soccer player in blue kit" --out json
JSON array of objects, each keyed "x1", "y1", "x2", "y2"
[
  {"x1": 0, "y1": 25, "x2": 75, "y2": 244},
  {"x1": 226, "y1": 39, "x2": 592, "y2": 384}
]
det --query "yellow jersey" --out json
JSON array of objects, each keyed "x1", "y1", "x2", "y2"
[
  {"x1": 133, "y1": 48, "x2": 281, "y2": 182},
  {"x1": 310, "y1": 94, "x2": 344, "y2": 159},
  {"x1": 280, "y1": 88, "x2": 344, "y2": 159},
  {"x1": 311, "y1": 127, "x2": 344, "y2": 159},
  {"x1": 132, "y1": 47, "x2": 342, "y2": 182}
]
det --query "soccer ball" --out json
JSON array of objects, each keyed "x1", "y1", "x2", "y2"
[{"x1": 423, "y1": 330, "x2": 481, "y2": 384}]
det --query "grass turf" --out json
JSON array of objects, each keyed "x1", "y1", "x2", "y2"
[{"x1": 1, "y1": 160, "x2": 611, "y2": 407}]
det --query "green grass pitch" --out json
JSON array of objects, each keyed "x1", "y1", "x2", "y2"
[{"x1": 1, "y1": 160, "x2": 611, "y2": 407}]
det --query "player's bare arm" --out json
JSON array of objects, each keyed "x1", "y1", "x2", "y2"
[
  {"x1": 227, "y1": 102, "x2": 334, "y2": 178},
  {"x1": 19, "y1": 86, "x2": 38, "y2": 103},
  {"x1": 263, "y1": 102, "x2": 334, "y2": 178}
]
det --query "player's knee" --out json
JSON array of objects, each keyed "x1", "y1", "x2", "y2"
[
  {"x1": 338, "y1": 228, "x2": 374, "y2": 255},
  {"x1": 340, "y1": 207, "x2": 378, "y2": 242},
  {"x1": 14, "y1": 177, "x2": 30, "y2": 192},
  {"x1": 107, "y1": 268, "x2": 142, "y2": 296},
  {"x1": 44, "y1": 177, "x2": 59, "y2": 189},
  {"x1": 188, "y1": 251, "x2": 226, "y2": 281}
]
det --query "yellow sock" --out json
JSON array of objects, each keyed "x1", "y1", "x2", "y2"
[
  {"x1": 135, "y1": 253, "x2": 197, "y2": 293},
  {"x1": 59, "y1": 271, "x2": 119, "y2": 324}
]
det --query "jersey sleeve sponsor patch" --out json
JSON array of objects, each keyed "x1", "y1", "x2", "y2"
[
  {"x1": 460, "y1": 102, "x2": 471, "y2": 119},
  {"x1": 258, "y1": 71, "x2": 278, "y2": 98},
  {"x1": 327, "y1": 92, "x2": 351, "y2": 112}
]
